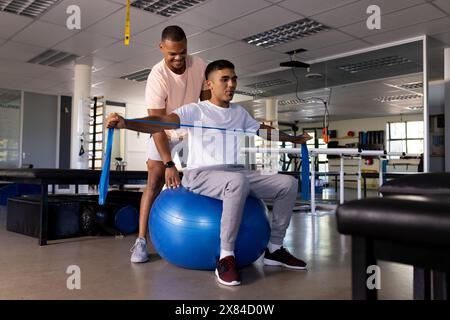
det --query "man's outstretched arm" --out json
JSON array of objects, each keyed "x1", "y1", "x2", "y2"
[
  {"x1": 106, "y1": 112, "x2": 181, "y2": 133},
  {"x1": 257, "y1": 124, "x2": 312, "y2": 144}
]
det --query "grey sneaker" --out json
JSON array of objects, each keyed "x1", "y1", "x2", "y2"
[{"x1": 130, "y1": 237, "x2": 149, "y2": 263}]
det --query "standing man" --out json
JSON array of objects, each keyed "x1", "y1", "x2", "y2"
[{"x1": 130, "y1": 25, "x2": 210, "y2": 263}]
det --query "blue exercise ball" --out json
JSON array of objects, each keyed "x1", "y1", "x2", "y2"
[{"x1": 149, "y1": 187, "x2": 271, "y2": 270}]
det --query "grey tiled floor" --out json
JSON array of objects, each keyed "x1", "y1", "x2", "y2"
[{"x1": 0, "y1": 188, "x2": 412, "y2": 300}]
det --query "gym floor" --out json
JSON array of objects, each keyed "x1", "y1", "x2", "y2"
[{"x1": 0, "y1": 188, "x2": 412, "y2": 300}]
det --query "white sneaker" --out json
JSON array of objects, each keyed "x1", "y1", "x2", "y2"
[{"x1": 130, "y1": 237, "x2": 149, "y2": 263}]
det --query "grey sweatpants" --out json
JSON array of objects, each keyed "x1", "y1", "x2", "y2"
[{"x1": 182, "y1": 165, "x2": 298, "y2": 251}]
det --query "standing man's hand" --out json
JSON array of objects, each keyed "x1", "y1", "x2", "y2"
[
  {"x1": 106, "y1": 113, "x2": 126, "y2": 129},
  {"x1": 165, "y1": 166, "x2": 181, "y2": 189}
]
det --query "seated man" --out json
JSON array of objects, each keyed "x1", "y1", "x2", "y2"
[{"x1": 106, "y1": 59, "x2": 312, "y2": 286}]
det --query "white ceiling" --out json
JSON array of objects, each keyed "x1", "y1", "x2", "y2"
[{"x1": 0, "y1": 0, "x2": 448, "y2": 117}]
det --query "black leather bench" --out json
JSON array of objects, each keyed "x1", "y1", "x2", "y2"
[{"x1": 336, "y1": 195, "x2": 450, "y2": 300}]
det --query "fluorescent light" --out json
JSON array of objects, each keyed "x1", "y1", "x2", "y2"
[
  {"x1": 374, "y1": 94, "x2": 422, "y2": 103},
  {"x1": 120, "y1": 68, "x2": 152, "y2": 82},
  {"x1": 338, "y1": 55, "x2": 412, "y2": 74},
  {"x1": 242, "y1": 18, "x2": 330, "y2": 49},
  {"x1": 131, "y1": 0, "x2": 207, "y2": 17},
  {"x1": 0, "y1": 0, "x2": 61, "y2": 17},
  {"x1": 28, "y1": 49, "x2": 79, "y2": 67},
  {"x1": 245, "y1": 78, "x2": 292, "y2": 89}
]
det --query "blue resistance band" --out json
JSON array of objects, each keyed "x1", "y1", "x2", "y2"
[
  {"x1": 98, "y1": 127, "x2": 114, "y2": 205},
  {"x1": 301, "y1": 143, "x2": 310, "y2": 201}
]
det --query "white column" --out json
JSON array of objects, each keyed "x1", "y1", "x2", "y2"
[
  {"x1": 264, "y1": 99, "x2": 278, "y2": 173},
  {"x1": 70, "y1": 60, "x2": 92, "y2": 170},
  {"x1": 444, "y1": 48, "x2": 450, "y2": 171}
]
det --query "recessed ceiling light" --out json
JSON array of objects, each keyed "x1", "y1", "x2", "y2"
[
  {"x1": 245, "y1": 79, "x2": 292, "y2": 89},
  {"x1": 407, "y1": 106, "x2": 423, "y2": 111},
  {"x1": 234, "y1": 89, "x2": 265, "y2": 97},
  {"x1": 374, "y1": 94, "x2": 422, "y2": 103},
  {"x1": 120, "y1": 68, "x2": 151, "y2": 82},
  {"x1": 0, "y1": 0, "x2": 61, "y2": 17},
  {"x1": 131, "y1": 0, "x2": 208, "y2": 17},
  {"x1": 28, "y1": 49, "x2": 79, "y2": 68},
  {"x1": 242, "y1": 18, "x2": 330, "y2": 49},
  {"x1": 338, "y1": 55, "x2": 412, "y2": 74}
]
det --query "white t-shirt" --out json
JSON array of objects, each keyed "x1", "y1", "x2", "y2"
[
  {"x1": 145, "y1": 55, "x2": 208, "y2": 138},
  {"x1": 173, "y1": 100, "x2": 260, "y2": 169}
]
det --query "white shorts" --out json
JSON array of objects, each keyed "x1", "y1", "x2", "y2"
[{"x1": 147, "y1": 135, "x2": 188, "y2": 167}]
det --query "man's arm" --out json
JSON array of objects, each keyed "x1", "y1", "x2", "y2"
[
  {"x1": 105, "y1": 112, "x2": 180, "y2": 133},
  {"x1": 257, "y1": 124, "x2": 312, "y2": 144}
]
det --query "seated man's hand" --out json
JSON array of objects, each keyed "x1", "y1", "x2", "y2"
[
  {"x1": 292, "y1": 132, "x2": 312, "y2": 144},
  {"x1": 106, "y1": 113, "x2": 126, "y2": 129},
  {"x1": 165, "y1": 167, "x2": 181, "y2": 189}
]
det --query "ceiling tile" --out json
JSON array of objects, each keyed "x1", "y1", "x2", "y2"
[
  {"x1": 212, "y1": 6, "x2": 303, "y2": 40},
  {"x1": 188, "y1": 31, "x2": 234, "y2": 54},
  {"x1": 131, "y1": 20, "x2": 204, "y2": 46},
  {"x1": 94, "y1": 62, "x2": 145, "y2": 78},
  {"x1": 233, "y1": 49, "x2": 284, "y2": 68},
  {"x1": 40, "y1": 0, "x2": 123, "y2": 28},
  {"x1": 304, "y1": 39, "x2": 371, "y2": 61},
  {"x1": 433, "y1": 0, "x2": 450, "y2": 14},
  {"x1": 174, "y1": 0, "x2": 271, "y2": 29},
  {"x1": 0, "y1": 41, "x2": 46, "y2": 62},
  {"x1": 278, "y1": 0, "x2": 359, "y2": 17},
  {"x1": 0, "y1": 11, "x2": 33, "y2": 39},
  {"x1": 53, "y1": 31, "x2": 117, "y2": 56},
  {"x1": 364, "y1": 17, "x2": 450, "y2": 44},
  {"x1": 272, "y1": 30, "x2": 355, "y2": 53},
  {"x1": 122, "y1": 50, "x2": 162, "y2": 69},
  {"x1": 12, "y1": 21, "x2": 75, "y2": 48},
  {"x1": 86, "y1": 7, "x2": 166, "y2": 40},
  {"x1": 94, "y1": 41, "x2": 154, "y2": 62},
  {"x1": 312, "y1": 0, "x2": 425, "y2": 28},
  {"x1": 195, "y1": 41, "x2": 262, "y2": 62},
  {"x1": 340, "y1": 3, "x2": 446, "y2": 39}
]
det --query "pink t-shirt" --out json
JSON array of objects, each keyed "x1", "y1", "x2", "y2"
[{"x1": 145, "y1": 55, "x2": 207, "y2": 138}]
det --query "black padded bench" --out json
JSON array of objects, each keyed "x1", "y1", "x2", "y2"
[{"x1": 336, "y1": 195, "x2": 450, "y2": 300}]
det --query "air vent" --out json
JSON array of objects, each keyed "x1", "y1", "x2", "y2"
[
  {"x1": 234, "y1": 89, "x2": 265, "y2": 97},
  {"x1": 120, "y1": 68, "x2": 151, "y2": 82},
  {"x1": 242, "y1": 18, "x2": 330, "y2": 48},
  {"x1": 399, "y1": 82, "x2": 423, "y2": 90},
  {"x1": 245, "y1": 79, "x2": 292, "y2": 89},
  {"x1": 407, "y1": 106, "x2": 423, "y2": 111},
  {"x1": 338, "y1": 55, "x2": 412, "y2": 74},
  {"x1": 27, "y1": 49, "x2": 79, "y2": 67},
  {"x1": 131, "y1": 0, "x2": 208, "y2": 17},
  {"x1": 374, "y1": 94, "x2": 422, "y2": 103},
  {"x1": 0, "y1": 0, "x2": 61, "y2": 17}
]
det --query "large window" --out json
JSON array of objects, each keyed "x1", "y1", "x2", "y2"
[
  {"x1": 387, "y1": 121, "x2": 424, "y2": 154},
  {"x1": 0, "y1": 89, "x2": 21, "y2": 168}
]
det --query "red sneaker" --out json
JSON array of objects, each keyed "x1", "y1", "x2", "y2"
[{"x1": 215, "y1": 255, "x2": 241, "y2": 286}]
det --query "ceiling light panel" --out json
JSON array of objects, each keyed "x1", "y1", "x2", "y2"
[
  {"x1": 373, "y1": 94, "x2": 422, "y2": 103},
  {"x1": 245, "y1": 79, "x2": 292, "y2": 89},
  {"x1": 338, "y1": 56, "x2": 412, "y2": 74},
  {"x1": 242, "y1": 18, "x2": 330, "y2": 49},
  {"x1": 0, "y1": 0, "x2": 61, "y2": 17},
  {"x1": 27, "y1": 49, "x2": 79, "y2": 67},
  {"x1": 120, "y1": 68, "x2": 152, "y2": 82},
  {"x1": 131, "y1": 0, "x2": 208, "y2": 17}
]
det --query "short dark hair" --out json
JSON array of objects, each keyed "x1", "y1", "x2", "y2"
[
  {"x1": 205, "y1": 60, "x2": 235, "y2": 79},
  {"x1": 161, "y1": 25, "x2": 186, "y2": 42}
]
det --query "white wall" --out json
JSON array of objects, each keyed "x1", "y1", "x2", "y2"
[{"x1": 124, "y1": 103, "x2": 149, "y2": 171}]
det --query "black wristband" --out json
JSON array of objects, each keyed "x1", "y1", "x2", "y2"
[{"x1": 164, "y1": 160, "x2": 175, "y2": 168}]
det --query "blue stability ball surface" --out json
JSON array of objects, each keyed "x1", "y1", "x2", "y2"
[{"x1": 149, "y1": 187, "x2": 271, "y2": 270}]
